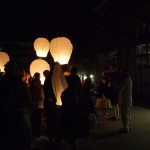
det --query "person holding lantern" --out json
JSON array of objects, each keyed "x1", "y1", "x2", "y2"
[{"x1": 43, "y1": 64, "x2": 61, "y2": 148}]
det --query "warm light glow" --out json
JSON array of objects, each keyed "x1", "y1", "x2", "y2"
[
  {"x1": 30, "y1": 59, "x2": 50, "y2": 84},
  {"x1": 0, "y1": 52, "x2": 10, "y2": 72},
  {"x1": 49, "y1": 37, "x2": 73, "y2": 65},
  {"x1": 83, "y1": 75, "x2": 87, "y2": 80},
  {"x1": 64, "y1": 71, "x2": 70, "y2": 76},
  {"x1": 33, "y1": 37, "x2": 50, "y2": 57},
  {"x1": 0, "y1": 66, "x2": 5, "y2": 72}
]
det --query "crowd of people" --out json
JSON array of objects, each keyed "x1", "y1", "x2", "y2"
[
  {"x1": 0, "y1": 61, "x2": 132, "y2": 150},
  {"x1": 0, "y1": 62, "x2": 96, "y2": 150}
]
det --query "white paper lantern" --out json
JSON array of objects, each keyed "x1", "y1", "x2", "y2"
[
  {"x1": 30, "y1": 59, "x2": 50, "y2": 84},
  {"x1": 33, "y1": 37, "x2": 49, "y2": 57},
  {"x1": 52, "y1": 63, "x2": 68, "y2": 106},
  {"x1": 0, "y1": 52, "x2": 10, "y2": 72},
  {"x1": 49, "y1": 37, "x2": 73, "y2": 65}
]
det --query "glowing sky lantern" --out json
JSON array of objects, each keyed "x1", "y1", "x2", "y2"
[
  {"x1": 0, "y1": 52, "x2": 10, "y2": 72},
  {"x1": 33, "y1": 37, "x2": 50, "y2": 57},
  {"x1": 30, "y1": 59, "x2": 50, "y2": 84},
  {"x1": 49, "y1": 37, "x2": 73, "y2": 65}
]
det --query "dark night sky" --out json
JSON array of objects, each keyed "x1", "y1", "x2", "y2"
[
  {"x1": 0, "y1": 0, "x2": 100, "y2": 43},
  {"x1": 0, "y1": 0, "x2": 102, "y2": 64}
]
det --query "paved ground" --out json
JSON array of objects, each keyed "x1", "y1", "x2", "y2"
[{"x1": 31, "y1": 105, "x2": 150, "y2": 150}]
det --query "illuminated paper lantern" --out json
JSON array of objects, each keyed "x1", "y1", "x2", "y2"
[
  {"x1": 30, "y1": 59, "x2": 50, "y2": 84},
  {"x1": 52, "y1": 62, "x2": 68, "y2": 106},
  {"x1": 0, "y1": 52, "x2": 10, "y2": 72},
  {"x1": 33, "y1": 37, "x2": 49, "y2": 57},
  {"x1": 49, "y1": 37, "x2": 73, "y2": 65}
]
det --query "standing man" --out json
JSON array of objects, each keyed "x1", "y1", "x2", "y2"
[{"x1": 119, "y1": 67, "x2": 132, "y2": 133}]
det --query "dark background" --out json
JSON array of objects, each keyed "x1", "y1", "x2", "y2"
[{"x1": 0, "y1": 0, "x2": 100, "y2": 42}]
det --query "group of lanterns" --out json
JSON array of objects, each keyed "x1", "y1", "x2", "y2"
[
  {"x1": 30, "y1": 37, "x2": 73, "y2": 106},
  {"x1": 30, "y1": 37, "x2": 73, "y2": 84},
  {"x1": 33, "y1": 37, "x2": 73, "y2": 64}
]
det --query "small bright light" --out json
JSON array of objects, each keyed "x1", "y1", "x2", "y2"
[
  {"x1": 0, "y1": 67, "x2": 5, "y2": 72},
  {"x1": 83, "y1": 75, "x2": 87, "y2": 80},
  {"x1": 90, "y1": 74, "x2": 94, "y2": 78}
]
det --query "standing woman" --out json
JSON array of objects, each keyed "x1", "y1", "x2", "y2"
[{"x1": 95, "y1": 71, "x2": 112, "y2": 119}]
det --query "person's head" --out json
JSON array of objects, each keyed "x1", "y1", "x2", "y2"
[
  {"x1": 108, "y1": 62, "x2": 116, "y2": 72},
  {"x1": 33, "y1": 72, "x2": 40, "y2": 79},
  {"x1": 84, "y1": 77, "x2": 92, "y2": 86},
  {"x1": 43, "y1": 70, "x2": 50, "y2": 78},
  {"x1": 4, "y1": 61, "x2": 16, "y2": 73},
  {"x1": 118, "y1": 66, "x2": 129, "y2": 81},
  {"x1": 70, "y1": 65, "x2": 78, "y2": 74},
  {"x1": 119, "y1": 66, "x2": 128, "y2": 75},
  {"x1": 18, "y1": 69, "x2": 26, "y2": 81},
  {"x1": 100, "y1": 70, "x2": 109, "y2": 80}
]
